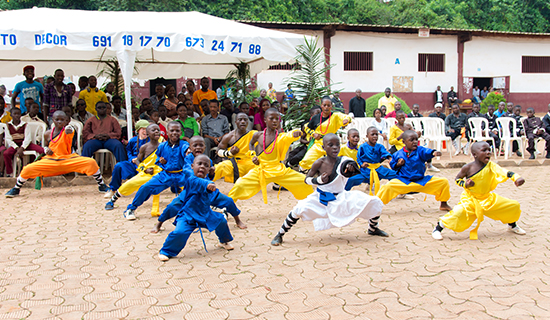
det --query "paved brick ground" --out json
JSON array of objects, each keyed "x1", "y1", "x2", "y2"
[{"x1": 1, "y1": 165, "x2": 548, "y2": 319}]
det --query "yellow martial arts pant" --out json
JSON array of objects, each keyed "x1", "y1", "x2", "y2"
[
  {"x1": 228, "y1": 167, "x2": 314, "y2": 203},
  {"x1": 214, "y1": 158, "x2": 255, "y2": 183},
  {"x1": 440, "y1": 192, "x2": 520, "y2": 240},
  {"x1": 299, "y1": 142, "x2": 325, "y2": 170},
  {"x1": 118, "y1": 172, "x2": 160, "y2": 217},
  {"x1": 376, "y1": 176, "x2": 451, "y2": 205}
]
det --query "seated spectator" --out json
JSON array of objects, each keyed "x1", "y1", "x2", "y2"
[
  {"x1": 3, "y1": 108, "x2": 45, "y2": 177},
  {"x1": 508, "y1": 105, "x2": 524, "y2": 156},
  {"x1": 110, "y1": 95, "x2": 127, "y2": 121},
  {"x1": 221, "y1": 97, "x2": 237, "y2": 128},
  {"x1": 73, "y1": 99, "x2": 94, "y2": 125},
  {"x1": 484, "y1": 104, "x2": 501, "y2": 151},
  {"x1": 177, "y1": 92, "x2": 186, "y2": 103},
  {"x1": 201, "y1": 99, "x2": 229, "y2": 157},
  {"x1": 472, "y1": 86, "x2": 481, "y2": 103},
  {"x1": 407, "y1": 103, "x2": 422, "y2": 118},
  {"x1": 184, "y1": 99, "x2": 200, "y2": 119},
  {"x1": 481, "y1": 86, "x2": 489, "y2": 100},
  {"x1": 494, "y1": 101, "x2": 507, "y2": 118},
  {"x1": 523, "y1": 108, "x2": 550, "y2": 159},
  {"x1": 150, "y1": 84, "x2": 165, "y2": 110},
  {"x1": 0, "y1": 123, "x2": 6, "y2": 176},
  {"x1": 542, "y1": 103, "x2": 550, "y2": 134},
  {"x1": 447, "y1": 86, "x2": 458, "y2": 106},
  {"x1": 21, "y1": 102, "x2": 46, "y2": 125},
  {"x1": 192, "y1": 77, "x2": 217, "y2": 111},
  {"x1": 174, "y1": 103, "x2": 199, "y2": 142},
  {"x1": 445, "y1": 104, "x2": 468, "y2": 155},
  {"x1": 78, "y1": 76, "x2": 88, "y2": 92},
  {"x1": 385, "y1": 101, "x2": 405, "y2": 118},
  {"x1": 82, "y1": 102, "x2": 126, "y2": 162},
  {"x1": 200, "y1": 99, "x2": 210, "y2": 117},
  {"x1": 78, "y1": 75, "x2": 108, "y2": 116},
  {"x1": 370, "y1": 108, "x2": 389, "y2": 145},
  {"x1": 163, "y1": 84, "x2": 179, "y2": 118},
  {"x1": 249, "y1": 97, "x2": 259, "y2": 117},
  {"x1": 148, "y1": 109, "x2": 167, "y2": 140},
  {"x1": 157, "y1": 104, "x2": 172, "y2": 129},
  {"x1": 506, "y1": 102, "x2": 515, "y2": 116},
  {"x1": 105, "y1": 82, "x2": 115, "y2": 102},
  {"x1": 139, "y1": 98, "x2": 153, "y2": 120},
  {"x1": 43, "y1": 68, "x2": 72, "y2": 123},
  {"x1": 380, "y1": 105, "x2": 387, "y2": 117},
  {"x1": 254, "y1": 99, "x2": 271, "y2": 130},
  {"x1": 121, "y1": 107, "x2": 140, "y2": 144},
  {"x1": 0, "y1": 96, "x2": 11, "y2": 124},
  {"x1": 429, "y1": 103, "x2": 446, "y2": 121},
  {"x1": 389, "y1": 111, "x2": 410, "y2": 154},
  {"x1": 232, "y1": 102, "x2": 254, "y2": 131},
  {"x1": 465, "y1": 103, "x2": 483, "y2": 139}
]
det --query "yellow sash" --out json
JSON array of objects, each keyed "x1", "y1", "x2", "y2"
[{"x1": 367, "y1": 163, "x2": 381, "y2": 196}]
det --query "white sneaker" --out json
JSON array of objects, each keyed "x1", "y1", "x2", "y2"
[
  {"x1": 432, "y1": 230, "x2": 443, "y2": 240},
  {"x1": 509, "y1": 225, "x2": 526, "y2": 235},
  {"x1": 454, "y1": 150, "x2": 461, "y2": 156},
  {"x1": 426, "y1": 164, "x2": 440, "y2": 172},
  {"x1": 104, "y1": 189, "x2": 114, "y2": 199},
  {"x1": 216, "y1": 242, "x2": 234, "y2": 250},
  {"x1": 123, "y1": 209, "x2": 137, "y2": 221},
  {"x1": 158, "y1": 254, "x2": 169, "y2": 261}
]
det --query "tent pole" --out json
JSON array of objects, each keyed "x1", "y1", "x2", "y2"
[{"x1": 116, "y1": 50, "x2": 137, "y2": 140}]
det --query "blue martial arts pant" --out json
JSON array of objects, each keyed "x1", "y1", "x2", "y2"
[
  {"x1": 109, "y1": 161, "x2": 137, "y2": 191},
  {"x1": 126, "y1": 171, "x2": 185, "y2": 211},
  {"x1": 158, "y1": 190, "x2": 241, "y2": 223},
  {"x1": 345, "y1": 166, "x2": 397, "y2": 191},
  {"x1": 159, "y1": 218, "x2": 233, "y2": 257}
]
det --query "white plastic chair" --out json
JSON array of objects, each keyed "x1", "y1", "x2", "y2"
[
  {"x1": 12, "y1": 122, "x2": 47, "y2": 176},
  {"x1": 496, "y1": 117, "x2": 524, "y2": 160},
  {"x1": 386, "y1": 117, "x2": 397, "y2": 128},
  {"x1": 468, "y1": 118, "x2": 498, "y2": 158},
  {"x1": 420, "y1": 117, "x2": 452, "y2": 160},
  {"x1": 94, "y1": 149, "x2": 117, "y2": 174},
  {"x1": 71, "y1": 121, "x2": 84, "y2": 154},
  {"x1": 405, "y1": 118, "x2": 425, "y2": 145}
]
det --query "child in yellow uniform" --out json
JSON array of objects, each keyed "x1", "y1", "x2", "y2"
[
  {"x1": 338, "y1": 128, "x2": 359, "y2": 160},
  {"x1": 105, "y1": 124, "x2": 163, "y2": 215},
  {"x1": 214, "y1": 113, "x2": 256, "y2": 183},
  {"x1": 388, "y1": 111, "x2": 412, "y2": 154},
  {"x1": 228, "y1": 108, "x2": 314, "y2": 204},
  {"x1": 376, "y1": 130, "x2": 452, "y2": 211},
  {"x1": 299, "y1": 96, "x2": 351, "y2": 170},
  {"x1": 432, "y1": 141, "x2": 526, "y2": 240}
]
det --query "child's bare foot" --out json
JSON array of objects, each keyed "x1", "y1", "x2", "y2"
[
  {"x1": 216, "y1": 242, "x2": 234, "y2": 250},
  {"x1": 151, "y1": 221, "x2": 163, "y2": 233},
  {"x1": 234, "y1": 216, "x2": 247, "y2": 229},
  {"x1": 440, "y1": 202, "x2": 452, "y2": 211}
]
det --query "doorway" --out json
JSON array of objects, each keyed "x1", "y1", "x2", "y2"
[{"x1": 473, "y1": 77, "x2": 491, "y2": 92}]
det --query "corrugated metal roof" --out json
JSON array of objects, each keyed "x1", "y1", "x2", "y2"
[{"x1": 238, "y1": 20, "x2": 550, "y2": 37}]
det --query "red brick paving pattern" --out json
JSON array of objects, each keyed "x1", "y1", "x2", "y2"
[{"x1": 0, "y1": 166, "x2": 548, "y2": 319}]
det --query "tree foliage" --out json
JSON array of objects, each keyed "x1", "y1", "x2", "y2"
[{"x1": 3, "y1": 0, "x2": 550, "y2": 33}]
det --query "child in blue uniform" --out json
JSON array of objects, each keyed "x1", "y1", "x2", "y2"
[
  {"x1": 151, "y1": 136, "x2": 244, "y2": 233},
  {"x1": 158, "y1": 154, "x2": 234, "y2": 261},
  {"x1": 376, "y1": 130, "x2": 452, "y2": 211},
  {"x1": 123, "y1": 121, "x2": 189, "y2": 220},
  {"x1": 105, "y1": 120, "x2": 150, "y2": 199},
  {"x1": 345, "y1": 127, "x2": 397, "y2": 194}
]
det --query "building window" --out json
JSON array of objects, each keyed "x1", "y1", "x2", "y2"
[
  {"x1": 418, "y1": 53, "x2": 445, "y2": 72},
  {"x1": 522, "y1": 56, "x2": 550, "y2": 73},
  {"x1": 344, "y1": 52, "x2": 373, "y2": 71},
  {"x1": 268, "y1": 62, "x2": 299, "y2": 70}
]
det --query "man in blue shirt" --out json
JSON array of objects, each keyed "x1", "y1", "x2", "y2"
[{"x1": 11, "y1": 65, "x2": 44, "y2": 114}]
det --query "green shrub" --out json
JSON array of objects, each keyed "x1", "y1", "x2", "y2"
[
  {"x1": 480, "y1": 92, "x2": 506, "y2": 113},
  {"x1": 365, "y1": 93, "x2": 410, "y2": 117}
]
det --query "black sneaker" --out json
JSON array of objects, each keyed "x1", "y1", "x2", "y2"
[
  {"x1": 98, "y1": 184, "x2": 109, "y2": 192},
  {"x1": 368, "y1": 228, "x2": 389, "y2": 237},
  {"x1": 529, "y1": 153, "x2": 536, "y2": 160},
  {"x1": 271, "y1": 233, "x2": 284, "y2": 246},
  {"x1": 516, "y1": 151, "x2": 522, "y2": 157},
  {"x1": 5, "y1": 188, "x2": 20, "y2": 198},
  {"x1": 272, "y1": 184, "x2": 288, "y2": 191}
]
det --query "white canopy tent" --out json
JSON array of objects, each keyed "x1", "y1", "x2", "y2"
[{"x1": 0, "y1": 7, "x2": 311, "y2": 137}]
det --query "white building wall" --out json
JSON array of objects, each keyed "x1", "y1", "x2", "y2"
[
  {"x1": 256, "y1": 29, "x2": 323, "y2": 92},
  {"x1": 330, "y1": 31, "x2": 458, "y2": 93},
  {"x1": 464, "y1": 36, "x2": 550, "y2": 93}
]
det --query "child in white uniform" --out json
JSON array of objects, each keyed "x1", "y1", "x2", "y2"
[{"x1": 271, "y1": 133, "x2": 386, "y2": 246}]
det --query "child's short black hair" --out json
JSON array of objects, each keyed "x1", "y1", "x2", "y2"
[
  {"x1": 176, "y1": 103, "x2": 187, "y2": 111},
  {"x1": 112, "y1": 95, "x2": 122, "y2": 102}
]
